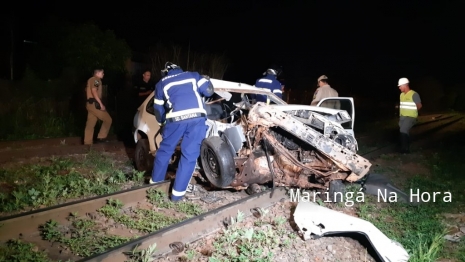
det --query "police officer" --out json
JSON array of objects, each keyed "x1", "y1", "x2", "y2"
[
  {"x1": 310, "y1": 75, "x2": 339, "y2": 108},
  {"x1": 252, "y1": 65, "x2": 283, "y2": 104},
  {"x1": 84, "y1": 69, "x2": 112, "y2": 145},
  {"x1": 134, "y1": 70, "x2": 154, "y2": 106},
  {"x1": 398, "y1": 77, "x2": 422, "y2": 153},
  {"x1": 149, "y1": 62, "x2": 214, "y2": 202}
]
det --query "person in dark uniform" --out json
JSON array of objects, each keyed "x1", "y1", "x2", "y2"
[
  {"x1": 149, "y1": 62, "x2": 214, "y2": 202},
  {"x1": 251, "y1": 65, "x2": 283, "y2": 104},
  {"x1": 134, "y1": 70, "x2": 154, "y2": 106}
]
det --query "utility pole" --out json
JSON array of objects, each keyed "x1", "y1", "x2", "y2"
[
  {"x1": 9, "y1": 12, "x2": 14, "y2": 80},
  {"x1": 186, "y1": 39, "x2": 190, "y2": 71}
]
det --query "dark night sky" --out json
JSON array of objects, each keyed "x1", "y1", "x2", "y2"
[{"x1": 2, "y1": 0, "x2": 465, "y2": 96}]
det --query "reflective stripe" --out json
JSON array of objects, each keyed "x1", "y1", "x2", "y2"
[
  {"x1": 258, "y1": 79, "x2": 272, "y2": 83},
  {"x1": 273, "y1": 89, "x2": 282, "y2": 94},
  {"x1": 166, "y1": 108, "x2": 207, "y2": 119},
  {"x1": 400, "y1": 90, "x2": 418, "y2": 117},
  {"x1": 399, "y1": 105, "x2": 417, "y2": 109},
  {"x1": 400, "y1": 102, "x2": 416, "y2": 105},
  {"x1": 163, "y1": 78, "x2": 203, "y2": 108},
  {"x1": 197, "y1": 78, "x2": 207, "y2": 87},
  {"x1": 172, "y1": 188, "x2": 186, "y2": 196},
  {"x1": 163, "y1": 78, "x2": 204, "y2": 117},
  {"x1": 154, "y1": 99, "x2": 164, "y2": 105}
]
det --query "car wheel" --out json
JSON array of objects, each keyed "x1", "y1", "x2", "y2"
[
  {"x1": 328, "y1": 180, "x2": 346, "y2": 203},
  {"x1": 134, "y1": 138, "x2": 154, "y2": 173},
  {"x1": 200, "y1": 136, "x2": 236, "y2": 188}
]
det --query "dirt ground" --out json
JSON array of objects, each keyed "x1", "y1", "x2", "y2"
[{"x1": 162, "y1": 201, "x2": 377, "y2": 262}]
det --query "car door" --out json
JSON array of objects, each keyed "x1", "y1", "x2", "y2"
[{"x1": 317, "y1": 97, "x2": 355, "y2": 135}]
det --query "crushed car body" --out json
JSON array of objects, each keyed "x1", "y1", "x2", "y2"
[
  {"x1": 133, "y1": 78, "x2": 372, "y2": 192},
  {"x1": 293, "y1": 201, "x2": 410, "y2": 262}
]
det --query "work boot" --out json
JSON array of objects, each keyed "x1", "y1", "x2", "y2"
[{"x1": 94, "y1": 138, "x2": 110, "y2": 143}]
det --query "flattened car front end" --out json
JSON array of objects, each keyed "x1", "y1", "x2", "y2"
[{"x1": 199, "y1": 101, "x2": 372, "y2": 192}]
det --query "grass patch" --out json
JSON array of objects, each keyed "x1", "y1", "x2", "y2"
[
  {"x1": 40, "y1": 213, "x2": 133, "y2": 258},
  {"x1": 178, "y1": 209, "x2": 298, "y2": 262},
  {"x1": 0, "y1": 150, "x2": 145, "y2": 214},
  {"x1": 356, "y1": 147, "x2": 465, "y2": 261},
  {"x1": 146, "y1": 188, "x2": 204, "y2": 217},
  {"x1": 0, "y1": 239, "x2": 58, "y2": 262},
  {"x1": 0, "y1": 97, "x2": 80, "y2": 141},
  {"x1": 98, "y1": 198, "x2": 183, "y2": 233},
  {"x1": 36, "y1": 191, "x2": 203, "y2": 260}
]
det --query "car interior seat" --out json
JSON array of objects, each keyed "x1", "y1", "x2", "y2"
[{"x1": 205, "y1": 103, "x2": 225, "y2": 120}]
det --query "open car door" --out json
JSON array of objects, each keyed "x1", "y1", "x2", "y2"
[{"x1": 317, "y1": 97, "x2": 355, "y2": 135}]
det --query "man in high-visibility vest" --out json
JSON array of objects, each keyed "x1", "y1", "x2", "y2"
[{"x1": 398, "y1": 77, "x2": 422, "y2": 153}]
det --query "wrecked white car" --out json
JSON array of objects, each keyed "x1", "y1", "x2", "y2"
[{"x1": 133, "y1": 79, "x2": 372, "y2": 194}]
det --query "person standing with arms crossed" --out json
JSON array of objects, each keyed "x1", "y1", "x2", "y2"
[
  {"x1": 149, "y1": 62, "x2": 214, "y2": 202},
  {"x1": 83, "y1": 69, "x2": 112, "y2": 145},
  {"x1": 398, "y1": 77, "x2": 422, "y2": 154}
]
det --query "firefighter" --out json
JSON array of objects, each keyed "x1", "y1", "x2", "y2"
[
  {"x1": 398, "y1": 77, "x2": 422, "y2": 153},
  {"x1": 149, "y1": 62, "x2": 214, "y2": 202},
  {"x1": 253, "y1": 65, "x2": 283, "y2": 104}
]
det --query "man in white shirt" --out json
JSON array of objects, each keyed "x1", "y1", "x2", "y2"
[{"x1": 310, "y1": 75, "x2": 339, "y2": 109}]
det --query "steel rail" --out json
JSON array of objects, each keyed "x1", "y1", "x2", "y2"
[
  {"x1": 0, "y1": 181, "x2": 171, "y2": 242},
  {"x1": 80, "y1": 187, "x2": 288, "y2": 262}
]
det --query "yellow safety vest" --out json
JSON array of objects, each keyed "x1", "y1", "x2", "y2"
[{"x1": 400, "y1": 90, "x2": 418, "y2": 118}]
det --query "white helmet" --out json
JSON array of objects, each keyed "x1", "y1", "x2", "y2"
[{"x1": 398, "y1": 77, "x2": 409, "y2": 86}]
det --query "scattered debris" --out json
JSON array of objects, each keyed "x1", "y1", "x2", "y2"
[{"x1": 293, "y1": 201, "x2": 410, "y2": 262}]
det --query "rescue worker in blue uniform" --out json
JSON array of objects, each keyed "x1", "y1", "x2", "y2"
[
  {"x1": 252, "y1": 66, "x2": 283, "y2": 104},
  {"x1": 149, "y1": 62, "x2": 214, "y2": 202}
]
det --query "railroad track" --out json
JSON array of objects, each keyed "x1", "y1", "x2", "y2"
[
  {"x1": 359, "y1": 113, "x2": 463, "y2": 160},
  {"x1": 0, "y1": 113, "x2": 461, "y2": 261},
  {"x1": 0, "y1": 179, "x2": 284, "y2": 261}
]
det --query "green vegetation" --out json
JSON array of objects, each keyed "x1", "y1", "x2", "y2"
[
  {"x1": 178, "y1": 210, "x2": 298, "y2": 262},
  {"x1": 34, "y1": 189, "x2": 203, "y2": 260},
  {"x1": 356, "y1": 146, "x2": 465, "y2": 261},
  {"x1": 98, "y1": 198, "x2": 182, "y2": 233},
  {"x1": 146, "y1": 188, "x2": 204, "y2": 217},
  {"x1": 0, "y1": 150, "x2": 145, "y2": 213},
  {"x1": 125, "y1": 243, "x2": 158, "y2": 262},
  {"x1": 40, "y1": 213, "x2": 132, "y2": 257},
  {"x1": 0, "y1": 239, "x2": 59, "y2": 262}
]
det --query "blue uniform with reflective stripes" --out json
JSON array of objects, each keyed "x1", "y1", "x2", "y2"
[
  {"x1": 151, "y1": 68, "x2": 213, "y2": 201},
  {"x1": 253, "y1": 74, "x2": 282, "y2": 104}
]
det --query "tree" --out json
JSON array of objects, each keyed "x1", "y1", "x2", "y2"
[
  {"x1": 61, "y1": 23, "x2": 131, "y2": 75},
  {"x1": 148, "y1": 42, "x2": 228, "y2": 80},
  {"x1": 31, "y1": 19, "x2": 131, "y2": 79}
]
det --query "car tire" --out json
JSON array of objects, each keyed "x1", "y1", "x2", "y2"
[
  {"x1": 328, "y1": 180, "x2": 346, "y2": 203},
  {"x1": 134, "y1": 138, "x2": 154, "y2": 173},
  {"x1": 200, "y1": 136, "x2": 236, "y2": 188}
]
